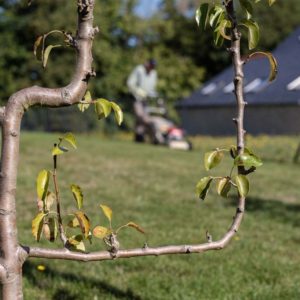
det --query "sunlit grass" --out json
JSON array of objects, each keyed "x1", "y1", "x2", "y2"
[{"x1": 18, "y1": 132, "x2": 300, "y2": 300}]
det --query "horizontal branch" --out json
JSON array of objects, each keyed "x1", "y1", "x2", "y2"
[{"x1": 20, "y1": 199, "x2": 244, "y2": 262}]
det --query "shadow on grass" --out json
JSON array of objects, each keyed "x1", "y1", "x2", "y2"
[
  {"x1": 23, "y1": 261, "x2": 142, "y2": 300},
  {"x1": 228, "y1": 196, "x2": 300, "y2": 227}
]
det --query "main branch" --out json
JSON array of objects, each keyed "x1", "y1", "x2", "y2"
[{"x1": 20, "y1": 195, "x2": 244, "y2": 261}]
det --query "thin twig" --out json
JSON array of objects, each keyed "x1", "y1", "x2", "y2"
[{"x1": 52, "y1": 152, "x2": 67, "y2": 245}]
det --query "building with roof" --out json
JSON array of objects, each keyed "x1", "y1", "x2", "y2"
[{"x1": 176, "y1": 27, "x2": 300, "y2": 135}]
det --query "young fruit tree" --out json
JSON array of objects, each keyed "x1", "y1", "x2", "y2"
[{"x1": 0, "y1": 0, "x2": 277, "y2": 298}]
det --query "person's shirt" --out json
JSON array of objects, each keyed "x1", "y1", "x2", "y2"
[{"x1": 127, "y1": 64, "x2": 157, "y2": 99}]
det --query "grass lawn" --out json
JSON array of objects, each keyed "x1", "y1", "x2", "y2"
[{"x1": 17, "y1": 132, "x2": 300, "y2": 300}]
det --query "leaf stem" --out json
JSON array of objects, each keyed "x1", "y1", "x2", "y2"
[{"x1": 229, "y1": 164, "x2": 235, "y2": 177}]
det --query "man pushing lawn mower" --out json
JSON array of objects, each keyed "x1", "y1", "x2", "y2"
[{"x1": 127, "y1": 59, "x2": 192, "y2": 151}]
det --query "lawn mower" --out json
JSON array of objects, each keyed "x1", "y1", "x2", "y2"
[{"x1": 134, "y1": 97, "x2": 192, "y2": 151}]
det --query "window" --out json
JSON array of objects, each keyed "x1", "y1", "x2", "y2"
[
  {"x1": 244, "y1": 78, "x2": 269, "y2": 93},
  {"x1": 287, "y1": 76, "x2": 300, "y2": 91},
  {"x1": 201, "y1": 83, "x2": 217, "y2": 95},
  {"x1": 223, "y1": 82, "x2": 234, "y2": 93}
]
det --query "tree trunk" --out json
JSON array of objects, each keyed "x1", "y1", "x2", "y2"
[
  {"x1": 0, "y1": 104, "x2": 24, "y2": 298},
  {"x1": 0, "y1": 1, "x2": 97, "y2": 298}
]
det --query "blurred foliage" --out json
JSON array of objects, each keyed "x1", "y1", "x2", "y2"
[{"x1": 0, "y1": 0, "x2": 299, "y2": 131}]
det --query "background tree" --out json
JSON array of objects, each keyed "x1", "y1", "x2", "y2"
[{"x1": 0, "y1": 0, "x2": 295, "y2": 132}]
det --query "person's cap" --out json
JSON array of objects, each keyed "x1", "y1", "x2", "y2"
[{"x1": 148, "y1": 58, "x2": 157, "y2": 67}]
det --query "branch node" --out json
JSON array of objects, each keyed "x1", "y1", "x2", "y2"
[
  {"x1": 89, "y1": 68, "x2": 96, "y2": 78},
  {"x1": 206, "y1": 230, "x2": 213, "y2": 243},
  {"x1": 88, "y1": 26, "x2": 99, "y2": 39},
  {"x1": 227, "y1": 47, "x2": 235, "y2": 53},
  {"x1": 83, "y1": 68, "x2": 96, "y2": 82},
  {"x1": 104, "y1": 233, "x2": 120, "y2": 259},
  {"x1": 78, "y1": 0, "x2": 93, "y2": 14},
  {"x1": 0, "y1": 209, "x2": 16, "y2": 216},
  {"x1": 10, "y1": 131, "x2": 18, "y2": 137},
  {"x1": 237, "y1": 207, "x2": 244, "y2": 214},
  {"x1": 242, "y1": 166, "x2": 256, "y2": 175},
  {"x1": 61, "y1": 89, "x2": 72, "y2": 104},
  {"x1": 64, "y1": 32, "x2": 78, "y2": 48}
]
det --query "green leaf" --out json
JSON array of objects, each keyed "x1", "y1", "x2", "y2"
[
  {"x1": 79, "y1": 92, "x2": 92, "y2": 112},
  {"x1": 100, "y1": 205, "x2": 113, "y2": 223},
  {"x1": 74, "y1": 211, "x2": 91, "y2": 239},
  {"x1": 235, "y1": 175, "x2": 249, "y2": 197},
  {"x1": 230, "y1": 145, "x2": 238, "y2": 159},
  {"x1": 195, "y1": 3, "x2": 210, "y2": 30},
  {"x1": 43, "y1": 44, "x2": 61, "y2": 68},
  {"x1": 210, "y1": 9, "x2": 226, "y2": 47},
  {"x1": 52, "y1": 145, "x2": 68, "y2": 156},
  {"x1": 239, "y1": 0, "x2": 253, "y2": 19},
  {"x1": 70, "y1": 184, "x2": 83, "y2": 210},
  {"x1": 244, "y1": 147, "x2": 255, "y2": 155},
  {"x1": 247, "y1": 51, "x2": 278, "y2": 82},
  {"x1": 240, "y1": 19, "x2": 260, "y2": 50},
  {"x1": 62, "y1": 132, "x2": 77, "y2": 149},
  {"x1": 32, "y1": 212, "x2": 46, "y2": 241},
  {"x1": 93, "y1": 226, "x2": 110, "y2": 239},
  {"x1": 196, "y1": 177, "x2": 213, "y2": 200},
  {"x1": 67, "y1": 235, "x2": 86, "y2": 252},
  {"x1": 209, "y1": 5, "x2": 224, "y2": 28},
  {"x1": 45, "y1": 191, "x2": 56, "y2": 212},
  {"x1": 36, "y1": 170, "x2": 50, "y2": 201},
  {"x1": 111, "y1": 102, "x2": 123, "y2": 126},
  {"x1": 67, "y1": 217, "x2": 80, "y2": 228},
  {"x1": 62, "y1": 214, "x2": 75, "y2": 227},
  {"x1": 124, "y1": 222, "x2": 145, "y2": 234},
  {"x1": 216, "y1": 177, "x2": 231, "y2": 198},
  {"x1": 95, "y1": 99, "x2": 112, "y2": 120},
  {"x1": 43, "y1": 217, "x2": 58, "y2": 242},
  {"x1": 213, "y1": 26, "x2": 225, "y2": 47},
  {"x1": 68, "y1": 234, "x2": 83, "y2": 245},
  {"x1": 204, "y1": 150, "x2": 224, "y2": 170},
  {"x1": 234, "y1": 152, "x2": 263, "y2": 168},
  {"x1": 33, "y1": 35, "x2": 43, "y2": 57},
  {"x1": 268, "y1": 0, "x2": 276, "y2": 6},
  {"x1": 215, "y1": 19, "x2": 231, "y2": 40},
  {"x1": 78, "y1": 90, "x2": 92, "y2": 112}
]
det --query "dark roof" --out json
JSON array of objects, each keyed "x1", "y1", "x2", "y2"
[{"x1": 177, "y1": 27, "x2": 300, "y2": 108}]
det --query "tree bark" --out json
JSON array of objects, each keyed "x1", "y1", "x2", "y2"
[{"x1": 0, "y1": 1, "x2": 97, "y2": 298}]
